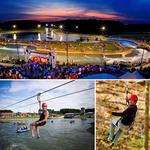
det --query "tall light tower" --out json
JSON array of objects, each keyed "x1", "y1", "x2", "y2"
[
  {"x1": 59, "y1": 25, "x2": 63, "y2": 41},
  {"x1": 50, "y1": 24, "x2": 54, "y2": 39},
  {"x1": 100, "y1": 26, "x2": 106, "y2": 63},
  {"x1": 12, "y1": 24, "x2": 17, "y2": 40},
  {"x1": 59, "y1": 24, "x2": 69, "y2": 65},
  {"x1": 101, "y1": 26, "x2": 106, "y2": 35},
  {"x1": 37, "y1": 24, "x2": 41, "y2": 41},
  {"x1": 75, "y1": 25, "x2": 79, "y2": 30},
  {"x1": 45, "y1": 24, "x2": 49, "y2": 41},
  {"x1": 12, "y1": 24, "x2": 16, "y2": 29},
  {"x1": 12, "y1": 24, "x2": 19, "y2": 61}
]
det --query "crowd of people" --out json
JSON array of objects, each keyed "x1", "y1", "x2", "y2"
[
  {"x1": 0, "y1": 60, "x2": 149, "y2": 79},
  {"x1": 0, "y1": 38, "x2": 149, "y2": 79}
]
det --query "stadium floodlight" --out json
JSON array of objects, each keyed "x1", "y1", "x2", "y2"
[
  {"x1": 75, "y1": 25, "x2": 79, "y2": 29},
  {"x1": 101, "y1": 26, "x2": 106, "y2": 31},
  {"x1": 37, "y1": 24, "x2": 41, "y2": 28},
  {"x1": 59, "y1": 25, "x2": 63, "y2": 29},
  {"x1": 12, "y1": 24, "x2": 16, "y2": 29}
]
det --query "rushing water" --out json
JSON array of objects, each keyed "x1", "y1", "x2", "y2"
[
  {"x1": 0, "y1": 119, "x2": 94, "y2": 150},
  {"x1": 108, "y1": 37, "x2": 138, "y2": 48},
  {"x1": 116, "y1": 39, "x2": 137, "y2": 48}
]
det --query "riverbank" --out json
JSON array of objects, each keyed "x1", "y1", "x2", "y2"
[{"x1": 0, "y1": 116, "x2": 94, "y2": 122}]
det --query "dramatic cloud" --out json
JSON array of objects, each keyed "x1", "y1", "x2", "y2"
[
  {"x1": 0, "y1": 80, "x2": 95, "y2": 112},
  {"x1": 0, "y1": 0, "x2": 150, "y2": 23}
]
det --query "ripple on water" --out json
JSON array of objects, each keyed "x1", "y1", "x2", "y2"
[{"x1": 7, "y1": 143, "x2": 30, "y2": 150}]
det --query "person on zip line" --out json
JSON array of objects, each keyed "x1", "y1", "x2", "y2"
[
  {"x1": 108, "y1": 94, "x2": 138, "y2": 146},
  {"x1": 30, "y1": 93, "x2": 49, "y2": 138}
]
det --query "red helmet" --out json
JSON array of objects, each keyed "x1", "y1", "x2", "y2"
[
  {"x1": 128, "y1": 94, "x2": 138, "y2": 103},
  {"x1": 42, "y1": 103, "x2": 47, "y2": 108}
]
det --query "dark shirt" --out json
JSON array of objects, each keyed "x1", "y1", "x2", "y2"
[
  {"x1": 112, "y1": 104, "x2": 137, "y2": 126},
  {"x1": 38, "y1": 110, "x2": 46, "y2": 121},
  {"x1": 36, "y1": 111, "x2": 47, "y2": 127}
]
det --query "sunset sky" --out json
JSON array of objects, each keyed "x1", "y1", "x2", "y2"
[{"x1": 0, "y1": 0, "x2": 150, "y2": 23}]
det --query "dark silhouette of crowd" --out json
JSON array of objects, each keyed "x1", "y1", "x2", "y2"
[{"x1": 0, "y1": 61, "x2": 149, "y2": 79}]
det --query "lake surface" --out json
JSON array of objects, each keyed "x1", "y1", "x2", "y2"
[
  {"x1": 1, "y1": 32, "x2": 81, "y2": 42},
  {"x1": 0, "y1": 118, "x2": 94, "y2": 150},
  {"x1": 1, "y1": 33, "x2": 39, "y2": 41}
]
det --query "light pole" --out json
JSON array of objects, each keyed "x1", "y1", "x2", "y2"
[
  {"x1": 75, "y1": 25, "x2": 79, "y2": 30},
  {"x1": 51, "y1": 24, "x2": 54, "y2": 27},
  {"x1": 12, "y1": 24, "x2": 20, "y2": 61},
  {"x1": 59, "y1": 25, "x2": 63, "y2": 41},
  {"x1": 12, "y1": 24, "x2": 17, "y2": 40},
  {"x1": 37, "y1": 24, "x2": 41, "y2": 28},
  {"x1": 12, "y1": 24, "x2": 16, "y2": 29},
  {"x1": 37, "y1": 24, "x2": 41, "y2": 41},
  {"x1": 50, "y1": 24, "x2": 55, "y2": 39},
  {"x1": 59, "y1": 25, "x2": 63, "y2": 30},
  {"x1": 45, "y1": 24, "x2": 49, "y2": 41},
  {"x1": 100, "y1": 26, "x2": 106, "y2": 64},
  {"x1": 101, "y1": 26, "x2": 106, "y2": 35},
  {"x1": 59, "y1": 25, "x2": 69, "y2": 65},
  {"x1": 140, "y1": 49, "x2": 145, "y2": 70}
]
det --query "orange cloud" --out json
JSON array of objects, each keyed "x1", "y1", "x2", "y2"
[
  {"x1": 24, "y1": 15, "x2": 64, "y2": 21},
  {"x1": 27, "y1": 7, "x2": 84, "y2": 17},
  {"x1": 84, "y1": 11, "x2": 125, "y2": 20},
  {"x1": 25, "y1": 6, "x2": 125, "y2": 21}
]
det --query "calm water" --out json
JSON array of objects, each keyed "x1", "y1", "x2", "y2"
[
  {"x1": 1, "y1": 32, "x2": 80, "y2": 42},
  {"x1": 0, "y1": 119, "x2": 94, "y2": 150},
  {"x1": 3, "y1": 33, "x2": 38, "y2": 41}
]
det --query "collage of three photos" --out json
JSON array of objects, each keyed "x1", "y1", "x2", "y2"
[{"x1": 0, "y1": 0, "x2": 150, "y2": 150}]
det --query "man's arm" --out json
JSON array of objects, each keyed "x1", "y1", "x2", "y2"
[
  {"x1": 112, "y1": 111, "x2": 124, "y2": 116},
  {"x1": 112, "y1": 107, "x2": 131, "y2": 117}
]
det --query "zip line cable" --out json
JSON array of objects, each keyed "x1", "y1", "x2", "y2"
[
  {"x1": 125, "y1": 81, "x2": 129, "y2": 105},
  {"x1": 39, "y1": 80, "x2": 74, "y2": 95},
  {"x1": 45, "y1": 87, "x2": 94, "y2": 102},
  {"x1": 16, "y1": 87, "x2": 95, "y2": 110},
  {"x1": 1, "y1": 80, "x2": 75, "y2": 109}
]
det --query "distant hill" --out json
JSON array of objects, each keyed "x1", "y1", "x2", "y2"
[
  {"x1": 0, "y1": 19, "x2": 150, "y2": 34},
  {"x1": 50, "y1": 19, "x2": 125, "y2": 34},
  {"x1": 0, "y1": 20, "x2": 41, "y2": 30}
]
